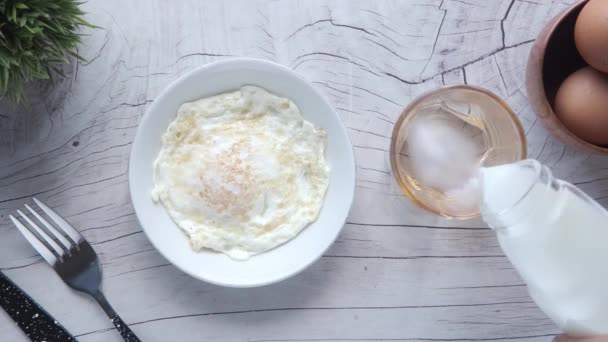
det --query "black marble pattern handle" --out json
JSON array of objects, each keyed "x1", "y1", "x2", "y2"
[
  {"x1": 109, "y1": 314, "x2": 140, "y2": 342},
  {"x1": 0, "y1": 271, "x2": 76, "y2": 342},
  {"x1": 93, "y1": 291, "x2": 140, "y2": 342}
]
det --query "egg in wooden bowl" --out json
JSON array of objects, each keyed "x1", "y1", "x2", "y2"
[
  {"x1": 527, "y1": 0, "x2": 608, "y2": 154},
  {"x1": 555, "y1": 67, "x2": 608, "y2": 146}
]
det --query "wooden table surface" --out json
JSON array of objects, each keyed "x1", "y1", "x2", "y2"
[{"x1": 2, "y1": 0, "x2": 603, "y2": 341}]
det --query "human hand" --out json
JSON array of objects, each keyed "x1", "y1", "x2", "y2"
[{"x1": 554, "y1": 336, "x2": 608, "y2": 342}]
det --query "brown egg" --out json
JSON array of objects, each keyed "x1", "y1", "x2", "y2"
[
  {"x1": 555, "y1": 67, "x2": 608, "y2": 146},
  {"x1": 575, "y1": 0, "x2": 608, "y2": 73}
]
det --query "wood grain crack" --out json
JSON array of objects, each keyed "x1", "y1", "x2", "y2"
[
  {"x1": 65, "y1": 203, "x2": 113, "y2": 218},
  {"x1": 346, "y1": 127, "x2": 391, "y2": 140},
  {"x1": 122, "y1": 300, "x2": 535, "y2": 328},
  {"x1": 437, "y1": 284, "x2": 525, "y2": 290},
  {"x1": 362, "y1": 37, "x2": 417, "y2": 62},
  {"x1": 0, "y1": 141, "x2": 132, "y2": 186},
  {"x1": 419, "y1": 6, "x2": 447, "y2": 77},
  {"x1": 287, "y1": 18, "x2": 378, "y2": 41},
  {"x1": 250, "y1": 336, "x2": 556, "y2": 342},
  {"x1": 0, "y1": 259, "x2": 43, "y2": 271},
  {"x1": 346, "y1": 222, "x2": 488, "y2": 230},
  {"x1": 360, "y1": 9, "x2": 386, "y2": 19},
  {"x1": 323, "y1": 255, "x2": 505, "y2": 260},
  {"x1": 80, "y1": 217, "x2": 138, "y2": 233},
  {"x1": 363, "y1": 109, "x2": 395, "y2": 124},
  {"x1": 494, "y1": 55, "x2": 509, "y2": 93},
  {"x1": 257, "y1": 24, "x2": 273, "y2": 40},
  {"x1": 292, "y1": 52, "x2": 380, "y2": 76},
  {"x1": 82, "y1": 34, "x2": 110, "y2": 67},
  {"x1": 450, "y1": 0, "x2": 484, "y2": 7},
  {"x1": 0, "y1": 171, "x2": 126, "y2": 205},
  {"x1": 107, "y1": 262, "x2": 171, "y2": 278},
  {"x1": 174, "y1": 52, "x2": 232, "y2": 65},
  {"x1": 354, "y1": 145, "x2": 389, "y2": 153},
  {"x1": 106, "y1": 247, "x2": 156, "y2": 262},
  {"x1": 358, "y1": 167, "x2": 390, "y2": 175},
  {"x1": 573, "y1": 175, "x2": 608, "y2": 186},
  {"x1": 74, "y1": 327, "x2": 114, "y2": 338},
  {"x1": 100, "y1": 100, "x2": 153, "y2": 114},
  {"x1": 501, "y1": 0, "x2": 516, "y2": 48},
  {"x1": 91, "y1": 230, "x2": 143, "y2": 245},
  {"x1": 387, "y1": 39, "x2": 534, "y2": 85}
]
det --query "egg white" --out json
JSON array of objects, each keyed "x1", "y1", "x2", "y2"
[{"x1": 152, "y1": 86, "x2": 330, "y2": 260}]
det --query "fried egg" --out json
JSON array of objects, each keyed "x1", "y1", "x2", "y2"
[{"x1": 152, "y1": 86, "x2": 330, "y2": 260}]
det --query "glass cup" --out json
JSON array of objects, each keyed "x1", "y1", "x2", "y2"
[{"x1": 389, "y1": 85, "x2": 527, "y2": 219}]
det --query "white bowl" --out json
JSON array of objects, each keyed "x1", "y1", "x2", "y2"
[{"x1": 129, "y1": 58, "x2": 356, "y2": 287}]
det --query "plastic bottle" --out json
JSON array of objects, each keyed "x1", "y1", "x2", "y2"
[{"x1": 480, "y1": 159, "x2": 608, "y2": 335}]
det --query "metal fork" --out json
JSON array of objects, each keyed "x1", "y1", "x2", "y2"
[{"x1": 9, "y1": 198, "x2": 141, "y2": 342}]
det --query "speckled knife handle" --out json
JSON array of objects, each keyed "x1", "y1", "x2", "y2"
[
  {"x1": 93, "y1": 291, "x2": 140, "y2": 342},
  {"x1": 0, "y1": 271, "x2": 76, "y2": 342},
  {"x1": 109, "y1": 314, "x2": 140, "y2": 342}
]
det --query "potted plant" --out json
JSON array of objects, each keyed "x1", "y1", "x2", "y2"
[{"x1": 0, "y1": 0, "x2": 94, "y2": 106}]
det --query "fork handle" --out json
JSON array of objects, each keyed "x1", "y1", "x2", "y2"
[{"x1": 93, "y1": 291, "x2": 141, "y2": 342}]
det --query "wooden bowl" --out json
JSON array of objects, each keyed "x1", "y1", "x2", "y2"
[{"x1": 526, "y1": 0, "x2": 608, "y2": 154}]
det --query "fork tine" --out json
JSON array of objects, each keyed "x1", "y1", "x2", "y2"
[
  {"x1": 25, "y1": 204, "x2": 73, "y2": 253},
  {"x1": 33, "y1": 197, "x2": 82, "y2": 245},
  {"x1": 17, "y1": 210, "x2": 65, "y2": 260},
  {"x1": 10, "y1": 215, "x2": 59, "y2": 265}
]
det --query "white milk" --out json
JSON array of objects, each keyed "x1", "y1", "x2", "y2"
[
  {"x1": 480, "y1": 160, "x2": 608, "y2": 335},
  {"x1": 407, "y1": 115, "x2": 481, "y2": 210}
]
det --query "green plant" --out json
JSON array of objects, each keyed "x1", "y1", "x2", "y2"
[{"x1": 0, "y1": 0, "x2": 94, "y2": 105}]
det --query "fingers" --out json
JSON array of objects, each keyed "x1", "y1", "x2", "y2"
[{"x1": 554, "y1": 336, "x2": 608, "y2": 342}]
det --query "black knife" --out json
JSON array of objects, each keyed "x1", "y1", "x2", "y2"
[{"x1": 0, "y1": 270, "x2": 77, "y2": 342}]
